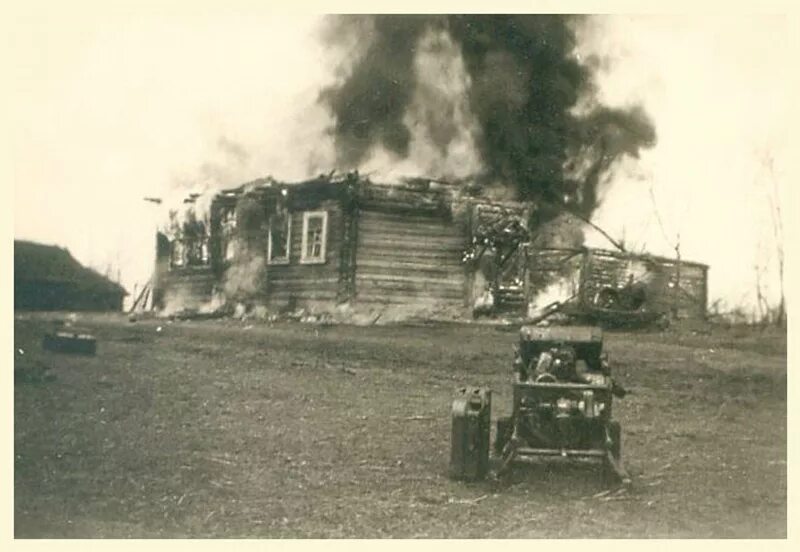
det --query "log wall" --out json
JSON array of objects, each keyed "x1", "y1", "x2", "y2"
[
  {"x1": 159, "y1": 267, "x2": 217, "y2": 310},
  {"x1": 263, "y1": 200, "x2": 344, "y2": 308},
  {"x1": 354, "y1": 209, "x2": 468, "y2": 308}
]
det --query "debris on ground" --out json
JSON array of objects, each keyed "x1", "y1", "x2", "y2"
[
  {"x1": 447, "y1": 495, "x2": 489, "y2": 505},
  {"x1": 172, "y1": 310, "x2": 227, "y2": 321},
  {"x1": 600, "y1": 488, "x2": 629, "y2": 501},
  {"x1": 42, "y1": 331, "x2": 97, "y2": 355}
]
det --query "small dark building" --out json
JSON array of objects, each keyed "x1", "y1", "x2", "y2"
[{"x1": 14, "y1": 240, "x2": 127, "y2": 312}]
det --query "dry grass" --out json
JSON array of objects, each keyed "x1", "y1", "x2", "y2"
[{"x1": 14, "y1": 313, "x2": 786, "y2": 538}]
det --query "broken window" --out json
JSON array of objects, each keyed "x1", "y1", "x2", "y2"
[
  {"x1": 164, "y1": 207, "x2": 210, "y2": 269},
  {"x1": 268, "y1": 211, "x2": 291, "y2": 264},
  {"x1": 165, "y1": 210, "x2": 183, "y2": 269},
  {"x1": 182, "y1": 214, "x2": 209, "y2": 267},
  {"x1": 300, "y1": 211, "x2": 328, "y2": 264},
  {"x1": 171, "y1": 240, "x2": 186, "y2": 268},
  {"x1": 219, "y1": 206, "x2": 237, "y2": 262}
]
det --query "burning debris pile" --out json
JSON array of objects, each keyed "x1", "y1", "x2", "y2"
[
  {"x1": 155, "y1": 185, "x2": 273, "y2": 318},
  {"x1": 462, "y1": 216, "x2": 529, "y2": 266},
  {"x1": 525, "y1": 246, "x2": 708, "y2": 328},
  {"x1": 462, "y1": 206, "x2": 531, "y2": 316}
]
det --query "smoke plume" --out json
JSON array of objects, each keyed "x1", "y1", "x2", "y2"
[
  {"x1": 320, "y1": 15, "x2": 656, "y2": 221},
  {"x1": 319, "y1": 16, "x2": 430, "y2": 168},
  {"x1": 223, "y1": 194, "x2": 268, "y2": 301}
]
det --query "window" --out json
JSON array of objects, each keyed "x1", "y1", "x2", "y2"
[
  {"x1": 185, "y1": 237, "x2": 209, "y2": 266},
  {"x1": 220, "y1": 207, "x2": 237, "y2": 262},
  {"x1": 268, "y1": 212, "x2": 291, "y2": 264},
  {"x1": 223, "y1": 239, "x2": 236, "y2": 262},
  {"x1": 182, "y1": 213, "x2": 209, "y2": 267},
  {"x1": 300, "y1": 211, "x2": 328, "y2": 264},
  {"x1": 171, "y1": 240, "x2": 185, "y2": 268}
]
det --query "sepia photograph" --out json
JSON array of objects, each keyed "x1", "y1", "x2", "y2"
[{"x1": 8, "y1": 2, "x2": 791, "y2": 540}]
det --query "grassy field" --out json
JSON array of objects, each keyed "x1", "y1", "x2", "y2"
[{"x1": 13, "y1": 313, "x2": 786, "y2": 538}]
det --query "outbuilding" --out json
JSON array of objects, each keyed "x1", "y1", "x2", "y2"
[{"x1": 14, "y1": 240, "x2": 127, "y2": 312}]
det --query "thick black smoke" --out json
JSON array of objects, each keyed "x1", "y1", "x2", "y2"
[
  {"x1": 566, "y1": 104, "x2": 657, "y2": 217},
  {"x1": 320, "y1": 15, "x2": 656, "y2": 220},
  {"x1": 319, "y1": 16, "x2": 431, "y2": 168}
]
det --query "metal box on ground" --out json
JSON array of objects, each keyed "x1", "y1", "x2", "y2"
[
  {"x1": 42, "y1": 331, "x2": 97, "y2": 355},
  {"x1": 449, "y1": 387, "x2": 491, "y2": 481}
]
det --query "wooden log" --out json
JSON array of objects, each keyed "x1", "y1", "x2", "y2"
[
  {"x1": 358, "y1": 209, "x2": 451, "y2": 226},
  {"x1": 357, "y1": 259, "x2": 464, "y2": 276},
  {"x1": 267, "y1": 277, "x2": 339, "y2": 288},
  {"x1": 357, "y1": 239, "x2": 464, "y2": 254},
  {"x1": 356, "y1": 272, "x2": 464, "y2": 286},
  {"x1": 355, "y1": 294, "x2": 464, "y2": 305},
  {"x1": 358, "y1": 220, "x2": 463, "y2": 238},
  {"x1": 268, "y1": 290, "x2": 339, "y2": 301},
  {"x1": 356, "y1": 248, "x2": 463, "y2": 264}
]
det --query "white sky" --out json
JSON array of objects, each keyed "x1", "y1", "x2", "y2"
[
  {"x1": 10, "y1": 13, "x2": 336, "y2": 297},
  {"x1": 578, "y1": 15, "x2": 794, "y2": 313},
  {"x1": 9, "y1": 10, "x2": 797, "y2": 315}
]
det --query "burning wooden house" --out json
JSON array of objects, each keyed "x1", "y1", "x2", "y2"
[
  {"x1": 152, "y1": 173, "x2": 533, "y2": 320},
  {"x1": 152, "y1": 172, "x2": 708, "y2": 324}
]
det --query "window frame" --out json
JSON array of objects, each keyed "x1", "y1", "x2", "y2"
[
  {"x1": 300, "y1": 210, "x2": 328, "y2": 265},
  {"x1": 170, "y1": 239, "x2": 186, "y2": 269},
  {"x1": 267, "y1": 213, "x2": 292, "y2": 265},
  {"x1": 219, "y1": 206, "x2": 237, "y2": 263}
]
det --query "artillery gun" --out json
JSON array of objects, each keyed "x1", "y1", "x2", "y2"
[{"x1": 449, "y1": 325, "x2": 630, "y2": 485}]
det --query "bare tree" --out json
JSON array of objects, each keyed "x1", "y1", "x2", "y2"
[{"x1": 759, "y1": 151, "x2": 786, "y2": 327}]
